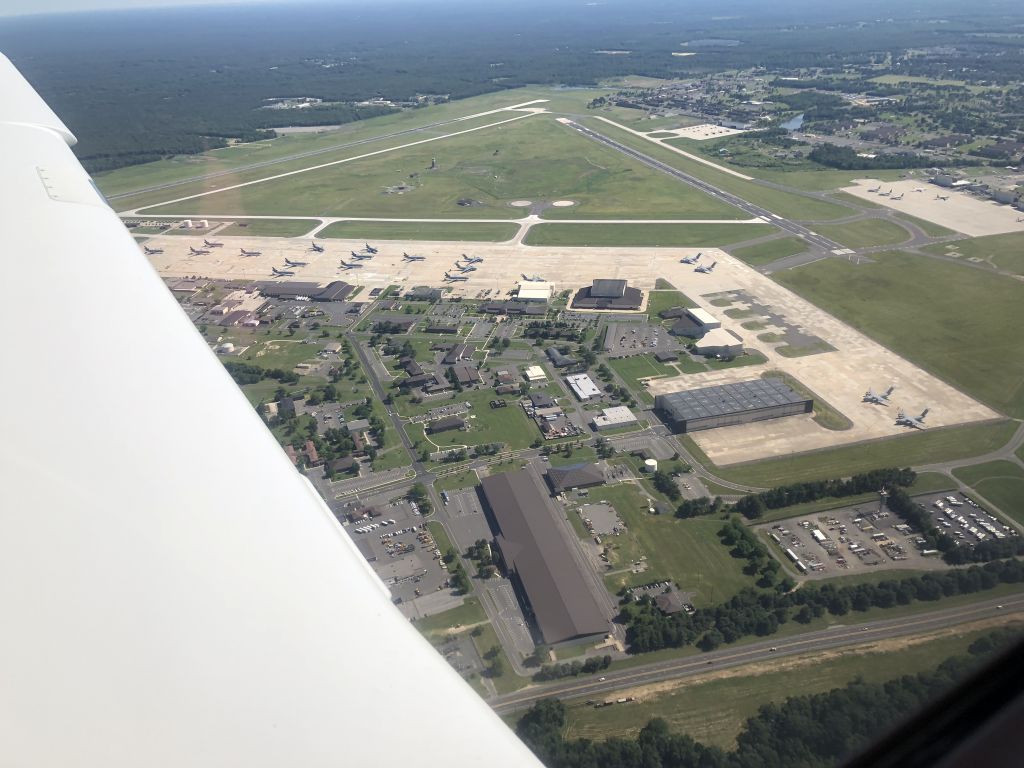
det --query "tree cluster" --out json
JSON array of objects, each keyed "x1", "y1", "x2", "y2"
[
  {"x1": 623, "y1": 557, "x2": 1024, "y2": 655},
  {"x1": 533, "y1": 654, "x2": 612, "y2": 682},
  {"x1": 223, "y1": 360, "x2": 299, "y2": 386},
  {"x1": 734, "y1": 467, "x2": 916, "y2": 520}
]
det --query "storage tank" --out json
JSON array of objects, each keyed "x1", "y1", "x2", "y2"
[
  {"x1": 181, "y1": 219, "x2": 193, "y2": 229},
  {"x1": 643, "y1": 458, "x2": 658, "y2": 473}
]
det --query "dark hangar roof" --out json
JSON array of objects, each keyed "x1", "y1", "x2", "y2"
[{"x1": 480, "y1": 470, "x2": 608, "y2": 644}]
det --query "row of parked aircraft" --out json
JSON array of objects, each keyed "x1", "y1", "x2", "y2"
[
  {"x1": 444, "y1": 253, "x2": 482, "y2": 282},
  {"x1": 863, "y1": 384, "x2": 929, "y2": 429}
]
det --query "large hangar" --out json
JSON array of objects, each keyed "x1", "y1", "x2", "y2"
[
  {"x1": 655, "y1": 377, "x2": 813, "y2": 433},
  {"x1": 480, "y1": 469, "x2": 608, "y2": 645}
]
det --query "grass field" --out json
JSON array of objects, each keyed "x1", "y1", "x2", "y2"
[
  {"x1": 318, "y1": 221, "x2": 520, "y2": 242},
  {"x1": 607, "y1": 355, "x2": 681, "y2": 402},
  {"x1": 894, "y1": 213, "x2": 957, "y2": 238},
  {"x1": 830, "y1": 191, "x2": 884, "y2": 209},
  {"x1": 522, "y1": 222, "x2": 774, "y2": 248},
  {"x1": 814, "y1": 219, "x2": 911, "y2": 249},
  {"x1": 418, "y1": 390, "x2": 539, "y2": 451},
  {"x1": 729, "y1": 237, "x2": 808, "y2": 266},
  {"x1": 775, "y1": 251, "x2": 1024, "y2": 419},
  {"x1": 469, "y1": 621, "x2": 529, "y2": 694},
  {"x1": 413, "y1": 597, "x2": 488, "y2": 637},
  {"x1": 216, "y1": 219, "x2": 319, "y2": 237},
  {"x1": 145, "y1": 116, "x2": 747, "y2": 221},
  {"x1": 645, "y1": 288, "x2": 698, "y2": 315},
  {"x1": 924, "y1": 232, "x2": 1024, "y2": 276},
  {"x1": 591, "y1": 484, "x2": 754, "y2": 605},
  {"x1": 952, "y1": 461, "x2": 1024, "y2": 525},
  {"x1": 582, "y1": 119, "x2": 853, "y2": 222},
  {"x1": 563, "y1": 622, "x2": 1019, "y2": 748},
  {"x1": 683, "y1": 420, "x2": 1018, "y2": 488}
]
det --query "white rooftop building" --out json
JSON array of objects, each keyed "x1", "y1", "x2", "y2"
[
  {"x1": 592, "y1": 405, "x2": 637, "y2": 430},
  {"x1": 524, "y1": 365, "x2": 547, "y2": 382},
  {"x1": 517, "y1": 282, "x2": 553, "y2": 302},
  {"x1": 566, "y1": 373, "x2": 602, "y2": 401}
]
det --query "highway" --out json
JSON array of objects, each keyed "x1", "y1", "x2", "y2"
[
  {"x1": 489, "y1": 593, "x2": 1024, "y2": 714},
  {"x1": 565, "y1": 120, "x2": 847, "y2": 255}
]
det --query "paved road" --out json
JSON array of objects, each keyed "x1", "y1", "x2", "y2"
[{"x1": 490, "y1": 592, "x2": 1024, "y2": 714}]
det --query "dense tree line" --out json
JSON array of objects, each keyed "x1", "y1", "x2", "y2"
[
  {"x1": 808, "y1": 144, "x2": 937, "y2": 170},
  {"x1": 733, "y1": 468, "x2": 915, "y2": 520},
  {"x1": 718, "y1": 517, "x2": 785, "y2": 590},
  {"x1": 533, "y1": 655, "x2": 612, "y2": 682},
  {"x1": 222, "y1": 360, "x2": 299, "y2": 386},
  {"x1": 7, "y1": 1, "x2": 1012, "y2": 173},
  {"x1": 514, "y1": 627, "x2": 1022, "y2": 768},
  {"x1": 623, "y1": 558, "x2": 1024, "y2": 655}
]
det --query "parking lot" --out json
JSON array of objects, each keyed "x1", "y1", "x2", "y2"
[
  {"x1": 918, "y1": 491, "x2": 1017, "y2": 548},
  {"x1": 344, "y1": 495, "x2": 452, "y2": 604},
  {"x1": 441, "y1": 488, "x2": 494, "y2": 554},
  {"x1": 604, "y1": 322, "x2": 677, "y2": 359},
  {"x1": 757, "y1": 496, "x2": 962, "y2": 580}
]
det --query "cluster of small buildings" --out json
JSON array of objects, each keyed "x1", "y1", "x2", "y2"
[{"x1": 661, "y1": 306, "x2": 744, "y2": 357}]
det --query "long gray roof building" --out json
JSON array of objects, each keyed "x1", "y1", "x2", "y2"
[
  {"x1": 655, "y1": 377, "x2": 813, "y2": 433},
  {"x1": 480, "y1": 470, "x2": 609, "y2": 645}
]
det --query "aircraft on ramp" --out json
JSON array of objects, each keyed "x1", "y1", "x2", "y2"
[
  {"x1": 284, "y1": 258, "x2": 308, "y2": 268},
  {"x1": 309, "y1": 241, "x2": 325, "y2": 253},
  {"x1": 936, "y1": 194, "x2": 950, "y2": 201},
  {"x1": 680, "y1": 252, "x2": 702, "y2": 265},
  {"x1": 460, "y1": 254, "x2": 483, "y2": 264},
  {"x1": 863, "y1": 384, "x2": 895, "y2": 405},
  {"x1": 339, "y1": 260, "x2": 364, "y2": 270},
  {"x1": 695, "y1": 261, "x2": 717, "y2": 274},
  {"x1": 271, "y1": 267, "x2": 295, "y2": 277},
  {"x1": 868, "y1": 186, "x2": 880, "y2": 193},
  {"x1": 521, "y1": 274, "x2": 545, "y2": 281},
  {"x1": 458, "y1": 265, "x2": 477, "y2": 273},
  {"x1": 240, "y1": 248, "x2": 262, "y2": 256},
  {"x1": 203, "y1": 239, "x2": 223, "y2": 248},
  {"x1": 189, "y1": 246, "x2": 211, "y2": 255},
  {"x1": 350, "y1": 251, "x2": 373, "y2": 260},
  {"x1": 143, "y1": 245, "x2": 163, "y2": 255},
  {"x1": 878, "y1": 189, "x2": 891, "y2": 197},
  {"x1": 402, "y1": 252, "x2": 426, "y2": 262},
  {"x1": 891, "y1": 193, "x2": 904, "y2": 201},
  {"x1": 444, "y1": 272, "x2": 469, "y2": 282},
  {"x1": 896, "y1": 408, "x2": 929, "y2": 430},
  {"x1": 362, "y1": 243, "x2": 378, "y2": 254}
]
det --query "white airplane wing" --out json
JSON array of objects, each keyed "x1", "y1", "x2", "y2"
[{"x1": 0, "y1": 53, "x2": 541, "y2": 767}]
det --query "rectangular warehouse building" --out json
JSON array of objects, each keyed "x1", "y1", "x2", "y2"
[
  {"x1": 655, "y1": 377, "x2": 813, "y2": 433},
  {"x1": 480, "y1": 470, "x2": 609, "y2": 645}
]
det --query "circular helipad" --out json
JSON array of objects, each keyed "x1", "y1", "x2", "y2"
[
  {"x1": 551, "y1": 200, "x2": 576, "y2": 207},
  {"x1": 509, "y1": 200, "x2": 532, "y2": 207}
]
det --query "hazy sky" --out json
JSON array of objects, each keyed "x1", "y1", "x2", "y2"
[{"x1": 1, "y1": 0, "x2": 287, "y2": 18}]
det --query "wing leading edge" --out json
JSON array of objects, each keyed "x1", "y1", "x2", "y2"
[{"x1": 0, "y1": 53, "x2": 542, "y2": 767}]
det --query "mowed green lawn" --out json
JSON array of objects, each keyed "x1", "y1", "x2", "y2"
[
  {"x1": 562, "y1": 624, "x2": 1013, "y2": 749},
  {"x1": 578, "y1": 118, "x2": 853, "y2": 222},
  {"x1": 729, "y1": 237, "x2": 808, "y2": 266},
  {"x1": 524, "y1": 223, "x2": 774, "y2": 247},
  {"x1": 684, "y1": 420, "x2": 1018, "y2": 488},
  {"x1": 216, "y1": 219, "x2": 319, "y2": 237},
  {"x1": 924, "y1": 232, "x2": 1024, "y2": 276},
  {"x1": 145, "y1": 116, "x2": 746, "y2": 221},
  {"x1": 953, "y1": 461, "x2": 1024, "y2": 526},
  {"x1": 814, "y1": 219, "x2": 912, "y2": 249},
  {"x1": 645, "y1": 288, "x2": 698, "y2": 315},
  {"x1": 592, "y1": 484, "x2": 753, "y2": 606},
  {"x1": 775, "y1": 251, "x2": 1024, "y2": 418},
  {"x1": 318, "y1": 220, "x2": 519, "y2": 242}
]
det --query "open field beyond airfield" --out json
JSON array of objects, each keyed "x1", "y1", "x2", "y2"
[
  {"x1": 776, "y1": 251, "x2": 1024, "y2": 420},
  {"x1": 145, "y1": 232, "x2": 998, "y2": 465}
]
